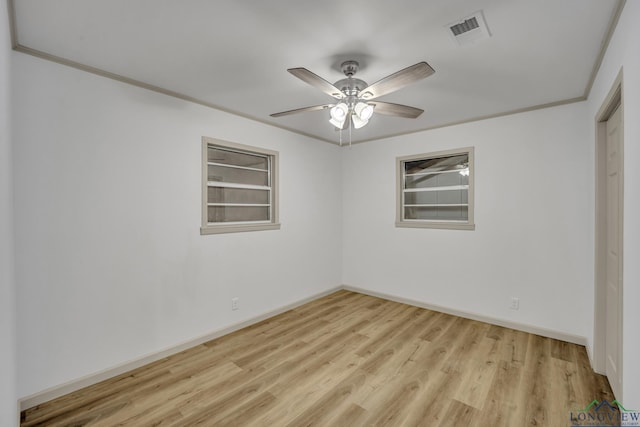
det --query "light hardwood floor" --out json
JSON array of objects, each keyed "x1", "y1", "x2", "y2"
[{"x1": 21, "y1": 290, "x2": 615, "y2": 426}]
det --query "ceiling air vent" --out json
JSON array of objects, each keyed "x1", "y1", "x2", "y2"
[
  {"x1": 450, "y1": 17, "x2": 479, "y2": 36},
  {"x1": 447, "y1": 11, "x2": 491, "y2": 46}
]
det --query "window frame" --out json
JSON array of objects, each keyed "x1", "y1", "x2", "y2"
[
  {"x1": 201, "y1": 137, "x2": 280, "y2": 235},
  {"x1": 396, "y1": 147, "x2": 475, "y2": 231}
]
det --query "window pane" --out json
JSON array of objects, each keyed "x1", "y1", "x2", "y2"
[
  {"x1": 404, "y1": 206, "x2": 468, "y2": 221},
  {"x1": 405, "y1": 154, "x2": 468, "y2": 175},
  {"x1": 208, "y1": 164, "x2": 269, "y2": 187},
  {"x1": 202, "y1": 139, "x2": 280, "y2": 234},
  {"x1": 398, "y1": 148, "x2": 473, "y2": 230},
  {"x1": 405, "y1": 172, "x2": 468, "y2": 189},
  {"x1": 404, "y1": 189, "x2": 468, "y2": 205},
  {"x1": 404, "y1": 191, "x2": 437, "y2": 205},
  {"x1": 208, "y1": 147, "x2": 268, "y2": 170},
  {"x1": 208, "y1": 206, "x2": 270, "y2": 223},
  {"x1": 208, "y1": 187, "x2": 270, "y2": 204}
]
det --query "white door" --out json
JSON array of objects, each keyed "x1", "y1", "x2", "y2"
[{"x1": 605, "y1": 104, "x2": 622, "y2": 398}]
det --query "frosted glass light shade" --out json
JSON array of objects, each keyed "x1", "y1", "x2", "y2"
[
  {"x1": 354, "y1": 102, "x2": 374, "y2": 121},
  {"x1": 330, "y1": 103, "x2": 348, "y2": 120},
  {"x1": 351, "y1": 114, "x2": 368, "y2": 129}
]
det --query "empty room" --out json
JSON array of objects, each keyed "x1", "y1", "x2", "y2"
[{"x1": 1, "y1": 0, "x2": 639, "y2": 426}]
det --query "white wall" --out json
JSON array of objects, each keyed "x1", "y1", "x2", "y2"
[
  {"x1": 12, "y1": 53, "x2": 343, "y2": 398},
  {"x1": 342, "y1": 102, "x2": 593, "y2": 341},
  {"x1": 586, "y1": 1, "x2": 640, "y2": 407},
  {"x1": 0, "y1": 3, "x2": 17, "y2": 425},
  {"x1": 0, "y1": 5, "x2": 18, "y2": 426}
]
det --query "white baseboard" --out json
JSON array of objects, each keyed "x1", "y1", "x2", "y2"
[
  {"x1": 19, "y1": 285, "x2": 342, "y2": 411},
  {"x1": 20, "y1": 283, "x2": 589, "y2": 411},
  {"x1": 343, "y1": 285, "x2": 588, "y2": 346}
]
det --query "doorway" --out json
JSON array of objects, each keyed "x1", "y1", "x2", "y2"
[{"x1": 594, "y1": 70, "x2": 623, "y2": 400}]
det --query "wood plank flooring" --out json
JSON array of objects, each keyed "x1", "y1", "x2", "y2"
[{"x1": 21, "y1": 290, "x2": 615, "y2": 426}]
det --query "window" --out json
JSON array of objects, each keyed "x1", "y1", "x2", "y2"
[
  {"x1": 201, "y1": 137, "x2": 280, "y2": 234},
  {"x1": 396, "y1": 147, "x2": 475, "y2": 230}
]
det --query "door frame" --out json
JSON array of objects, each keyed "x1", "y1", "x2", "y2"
[{"x1": 593, "y1": 68, "x2": 624, "y2": 395}]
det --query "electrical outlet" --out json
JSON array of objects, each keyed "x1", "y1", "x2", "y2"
[
  {"x1": 510, "y1": 297, "x2": 520, "y2": 310},
  {"x1": 231, "y1": 297, "x2": 239, "y2": 311}
]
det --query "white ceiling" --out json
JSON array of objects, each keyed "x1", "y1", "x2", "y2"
[{"x1": 10, "y1": 0, "x2": 622, "y2": 144}]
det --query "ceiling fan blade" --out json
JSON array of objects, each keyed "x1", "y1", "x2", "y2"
[
  {"x1": 358, "y1": 62, "x2": 435, "y2": 100},
  {"x1": 369, "y1": 101, "x2": 424, "y2": 118},
  {"x1": 288, "y1": 68, "x2": 345, "y2": 100},
  {"x1": 270, "y1": 104, "x2": 334, "y2": 118}
]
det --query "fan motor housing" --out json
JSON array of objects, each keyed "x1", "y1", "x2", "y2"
[{"x1": 334, "y1": 78, "x2": 368, "y2": 96}]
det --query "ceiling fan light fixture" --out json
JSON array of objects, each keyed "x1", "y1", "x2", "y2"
[
  {"x1": 351, "y1": 113, "x2": 369, "y2": 129},
  {"x1": 330, "y1": 103, "x2": 348, "y2": 121},
  {"x1": 354, "y1": 102, "x2": 374, "y2": 121},
  {"x1": 329, "y1": 116, "x2": 346, "y2": 128}
]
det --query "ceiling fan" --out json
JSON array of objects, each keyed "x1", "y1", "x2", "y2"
[{"x1": 270, "y1": 60, "x2": 435, "y2": 130}]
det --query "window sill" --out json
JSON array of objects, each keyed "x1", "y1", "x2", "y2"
[
  {"x1": 200, "y1": 223, "x2": 281, "y2": 235},
  {"x1": 395, "y1": 221, "x2": 475, "y2": 231}
]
